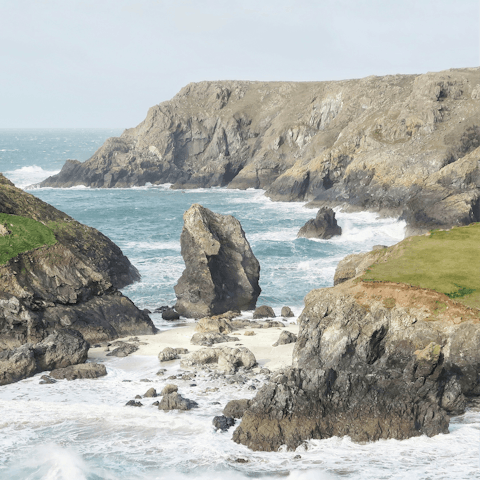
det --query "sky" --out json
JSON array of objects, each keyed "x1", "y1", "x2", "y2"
[{"x1": 0, "y1": 0, "x2": 478, "y2": 128}]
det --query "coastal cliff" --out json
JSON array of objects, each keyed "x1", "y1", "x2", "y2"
[
  {"x1": 0, "y1": 174, "x2": 155, "y2": 348},
  {"x1": 39, "y1": 67, "x2": 480, "y2": 232}
]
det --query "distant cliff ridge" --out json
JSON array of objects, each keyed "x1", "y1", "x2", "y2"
[{"x1": 39, "y1": 67, "x2": 480, "y2": 233}]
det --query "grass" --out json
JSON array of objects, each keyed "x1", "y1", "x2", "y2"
[
  {"x1": 0, "y1": 213, "x2": 57, "y2": 265},
  {"x1": 362, "y1": 223, "x2": 480, "y2": 308}
]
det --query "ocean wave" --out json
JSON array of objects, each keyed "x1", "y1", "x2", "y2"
[{"x1": 4, "y1": 165, "x2": 60, "y2": 189}]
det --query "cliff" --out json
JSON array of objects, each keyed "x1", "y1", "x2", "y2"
[
  {"x1": 0, "y1": 174, "x2": 156, "y2": 348},
  {"x1": 38, "y1": 67, "x2": 480, "y2": 232}
]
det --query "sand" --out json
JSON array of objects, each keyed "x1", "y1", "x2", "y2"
[{"x1": 89, "y1": 321, "x2": 299, "y2": 372}]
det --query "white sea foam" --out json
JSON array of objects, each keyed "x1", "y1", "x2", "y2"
[{"x1": 4, "y1": 165, "x2": 60, "y2": 189}]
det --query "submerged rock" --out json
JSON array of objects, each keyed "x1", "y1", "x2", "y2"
[
  {"x1": 174, "y1": 204, "x2": 260, "y2": 318},
  {"x1": 213, "y1": 415, "x2": 235, "y2": 431},
  {"x1": 297, "y1": 207, "x2": 341, "y2": 239},
  {"x1": 162, "y1": 308, "x2": 180, "y2": 320},
  {"x1": 158, "y1": 392, "x2": 198, "y2": 411}
]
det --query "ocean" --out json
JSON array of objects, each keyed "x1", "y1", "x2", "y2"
[{"x1": 0, "y1": 129, "x2": 479, "y2": 479}]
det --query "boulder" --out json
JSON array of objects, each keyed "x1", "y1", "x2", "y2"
[
  {"x1": 162, "y1": 308, "x2": 180, "y2": 320},
  {"x1": 161, "y1": 384, "x2": 178, "y2": 395},
  {"x1": 253, "y1": 306, "x2": 275, "y2": 319},
  {"x1": 0, "y1": 330, "x2": 89, "y2": 386},
  {"x1": 223, "y1": 399, "x2": 251, "y2": 419},
  {"x1": 50, "y1": 363, "x2": 107, "y2": 380},
  {"x1": 158, "y1": 347, "x2": 187, "y2": 362},
  {"x1": 297, "y1": 207, "x2": 341, "y2": 239},
  {"x1": 213, "y1": 415, "x2": 236, "y2": 431},
  {"x1": 125, "y1": 400, "x2": 143, "y2": 407},
  {"x1": 143, "y1": 387, "x2": 157, "y2": 398},
  {"x1": 106, "y1": 342, "x2": 138, "y2": 357},
  {"x1": 273, "y1": 331, "x2": 297, "y2": 346},
  {"x1": 190, "y1": 333, "x2": 239, "y2": 346},
  {"x1": 195, "y1": 317, "x2": 233, "y2": 334},
  {"x1": 174, "y1": 204, "x2": 261, "y2": 318},
  {"x1": 180, "y1": 346, "x2": 257, "y2": 373},
  {"x1": 158, "y1": 392, "x2": 198, "y2": 411},
  {"x1": 280, "y1": 306, "x2": 295, "y2": 318}
]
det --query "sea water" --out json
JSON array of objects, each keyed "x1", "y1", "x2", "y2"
[{"x1": 0, "y1": 129, "x2": 479, "y2": 479}]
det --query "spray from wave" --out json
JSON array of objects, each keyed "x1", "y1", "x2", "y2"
[{"x1": 4, "y1": 165, "x2": 60, "y2": 189}]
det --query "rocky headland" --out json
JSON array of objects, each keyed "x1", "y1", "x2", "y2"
[
  {"x1": 0, "y1": 174, "x2": 156, "y2": 353},
  {"x1": 38, "y1": 67, "x2": 480, "y2": 233}
]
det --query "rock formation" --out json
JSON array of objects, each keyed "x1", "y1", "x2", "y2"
[
  {"x1": 232, "y1": 276, "x2": 479, "y2": 450},
  {"x1": 0, "y1": 174, "x2": 156, "y2": 349},
  {"x1": 297, "y1": 207, "x2": 341, "y2": 239},
  {"x1": 174, "y1": 204, "x2": 260, "y2": 318},
  {"x1": 38, "y1": 68, "x2": 480, "y2": 233}
]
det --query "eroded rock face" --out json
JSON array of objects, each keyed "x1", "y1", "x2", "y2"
[
  {"x1": 174, "y1": 204, "x2": 260, "y2": 318},
  {"x1": 233, "y1": 286, "x2": 474, "y2": 451},
  {"x1": 297, "y1": 207, "x2": 341, "y2": 239},
  {"x1": 180, "y1": 346, "x2": 257, "y2": 373}
]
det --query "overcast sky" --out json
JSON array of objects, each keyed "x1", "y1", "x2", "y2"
[{"x1": 1, "y1": 0, "x2": 478, "y2": 128}]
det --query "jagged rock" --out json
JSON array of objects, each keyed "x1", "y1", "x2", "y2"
[
  {"x1": 212, "y1": 415, "x2": 235, "y2": 431},
  {"x1": 273, "y1": 331, "x2": 297, "y2": 346},
  {"x1": 158, "y1": 347, "x2": 187, "y2": 362},
  {"x1": 125, "y1": 400, "x2": 143, "y2": 407},
  {"x1": 161, "y1": 384, "x2": 178, "y2": 395},
  {"x1": 195, "y1": 317, "x2": 234, "y2": 334},
  {"x1": 158, "y1": 392, "x2": 198, "y2": 411},
  {"x1": 333, "y1": 250, "x2": 379, "y2": 285},
  {"x1": 281, "y1": 306, "x2": 295, "y2": 317},
  {"x1": 0, "y1": 330, "x2": 89, "y2": 385},
  {"x1": 162, "y1": 308, "x2": 180, "y2": 320},
  {"x1": 223, "y1": 399, "x2": 251, "y2": 419},
  {"x1": 190, "y1": 332, "x2": 239, "y2": 346},
  {"x1": 180, "y1": 346, "x2": 257, "y2": 373},
  {"x1": 0, "y1": 175, "x2": 156, "y2": 349},
  {"x1": 174, "y1": 204, "x2": 260, "y2": 318},
  {"x1": 233, "y1": 285, "x2": 473, "y2": 451},
  {"x1": 106, "y1": 343, "x2": 138, "y2": 357},
  {"x1": 50, "y1": 363, "x2": 107, "y2": 380},
  {"x1": 253, "y1": 306, "x2": 275, "y2": 319},
  {"x1": 297, "y1": 207, "x2": 342, "y2": 239}
]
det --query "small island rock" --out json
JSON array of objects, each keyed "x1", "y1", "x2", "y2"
[{"x1": 297, "y1": 207, "x2": 341, "y2": 239}]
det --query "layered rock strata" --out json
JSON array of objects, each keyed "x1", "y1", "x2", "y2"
[
  {"x1": 38, "y1": 68, "x2": 480, "y2": 232},
  {"x1": 0, "y1": 175, "x2": 155, "y2": 348},
  {"x1": 174, "y1": 204, "x2": 260, "y2": 317},
  {"x1": 232, "y1": 282, "x2": 478, "y2": 451}
]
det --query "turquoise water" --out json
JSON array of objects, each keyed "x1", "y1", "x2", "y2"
[{"x1": 1, "y1": 130, "x2": 479, "y2": 480}]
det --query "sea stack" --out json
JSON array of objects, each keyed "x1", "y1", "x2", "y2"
[
  {"x1": 174, "y1": 204, "x2": 260, "y2": 318},
  {"x1": 297, "y1": 207, "x2": 341, "y2": 239}
]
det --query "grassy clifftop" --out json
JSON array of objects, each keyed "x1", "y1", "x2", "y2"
[{"x1": 362, "y1": 223, "x2": 480, "y2": 309}]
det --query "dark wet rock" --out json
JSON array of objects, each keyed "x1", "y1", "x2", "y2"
[
  {"x1": 0, "y1": 344, "x2": 37, "y2": 385},
  {"x1": 152, "y1": 401, "x2": 160, "y2": 406},
  {"x1": 106, "y1": 342, "x2": 138, "y2": 357},
  {"x1": 50, "y1": 363, "x2": 107, "y2": 380},
  {"x1": 144, "y1": 387, "x2": 157, "y2": 398},
  {"x1": 158, "y1": 392, "x2": 198, "y2": 411},
  {"x1": 135, "y1": 395, "x2": 142, "y2": 399},
  {"x1": 161, "y1": 384, "x2": 178, "y2": 395},
  {"x1": 162, "y1": 308, "x2": 180, "y2": 320},
  {"x1": 156, "y1": 369, "x2": 166, "y2": 375},
  {"x1": 154, "y1": 305, "x2": 170, "y2": 313},
  {"x1": 234, "y1": 458, "x2": 248, "y2": 463},
  {"x1": 223, "y1": 399, "x2": 252, "y2": 419},
  {"x1": 297, "y1": 207, "x2": 341, "y2": 239},
  {"x1": 280, "y1": 306, "x2": 295, "y2": 318},
  {"x1": 213, "y1": 415, "x2": 236, "y2": 431},
  {"x1": 39, "y1": 375, "x2": 56, "y2": 384},
  {"x1": 125, "y1": 400, "x2": 143, "y2": 407},
  {"x1": 143, "y1": 309, "x2": 152, "y2": 314},
  {"x1": 253, "y1": 306, "x2": 275, "y2": 319},
  {"x1": 174, "y1": 204, "x2": 261, "y2": 318},
  {"x1": 273, "y1": 331, "x2": 297, "y2": 346},
  {"x1": 190, "y1": 333, "x2": 239, "y2": 346}
]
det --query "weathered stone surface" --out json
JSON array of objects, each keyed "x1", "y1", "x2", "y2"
[
  {"x1": 195, "y1": 317, "x2": 234, "y2": 334},
  {"x1": 253, "y1": 306, "x2": 275, "y2": 319},
  {"x1": 38, "y1": 69, "x2": 480, "y2": 233},
  {"x1": 181, "y1": 346, "x2": 257, "y2": 373},
  {"x1": 190, "y1": 332, "x2": 239, "y2": 346},
  {"x1": 333, "y1": 250, "x2": 378, "y2": 285},
  {"x1": 174, "y1": 204, "x2": 260, "y2": 318},
  {"x1": 233, "y1": 284, "x2": 474, "y2": 451},
  {"x1": 161, "y1": 384, "x2": 178, "y2": 395},
  {"x1": 213, "y1": 415, "x2": 236, "y2": 431},
  {"x1": 158, "y1": 392, "x2": 198, "y2": 411},
  {"x1": 143, "y1": 387, "x2": 157, "y2": 397},
  {"x1": 280, "y1": 306, "x2": 295, "y2": 318},
  {"x1": 125, "y1": 400, "x2": 143, "y2": 407},
  {"x1": 50, "y1": 363, "x2": 107, "y2": 380},
  {"x1": 158, "y1": 347, "x2": 186, "y2": 362},
  {"x1": 223, "y1": 399, "x2": 251, "y2": 419},
  {"x1": 0, "y1": 175, "x2": 156, "y2": 349},
  {"x1": 162, "y1": 308, "x2": 180, "y2": 320},
  {"x1": 0, "y1": 330, "x2": 89, "y2": 385},
  {"x1": 297, "y1": 207, "x2": 341, "y2": 239},
  {"x1": 273, "y1": 331, "x2": 297, "y2": 346},
  {"x1": 106, "y1": 342, "x2": 139, "y2": 357}
]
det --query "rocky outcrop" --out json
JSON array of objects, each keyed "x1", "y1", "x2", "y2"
[
  {"x1": 174, "y1": 204, "x2": 260, "y2": 318},
  {"x1": 50, "y1": 363, "x2": 107, "y2": 380},
  {"x1": 158, "y1": 392, "x2": 198, "y2": 411},
  {"x1": 38, "y1": 68, "x2": 480, "y2": 232},
  {"x1": 297, "y1": 207, "x2": 341, "y2": 239},
  {"x1": 272, "y1": 331, "x2": 297, "y2": 346},
  {"x1": 0, "y1": 329, "x2": 89, "y2": 385},
  {"x1": 0, "y1": 175, "x2": 155, "y2": 348},
  {"x1": 232, "y1": 282, "x2": 477, "y2": 450}
]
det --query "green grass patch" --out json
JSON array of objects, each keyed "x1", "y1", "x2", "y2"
[
  {"x1": 362, "y1": 223, "x2": 480, "y2": 308},
  {"x1": 0, "y1": 213, "x2": 57, "y2": 264}
]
